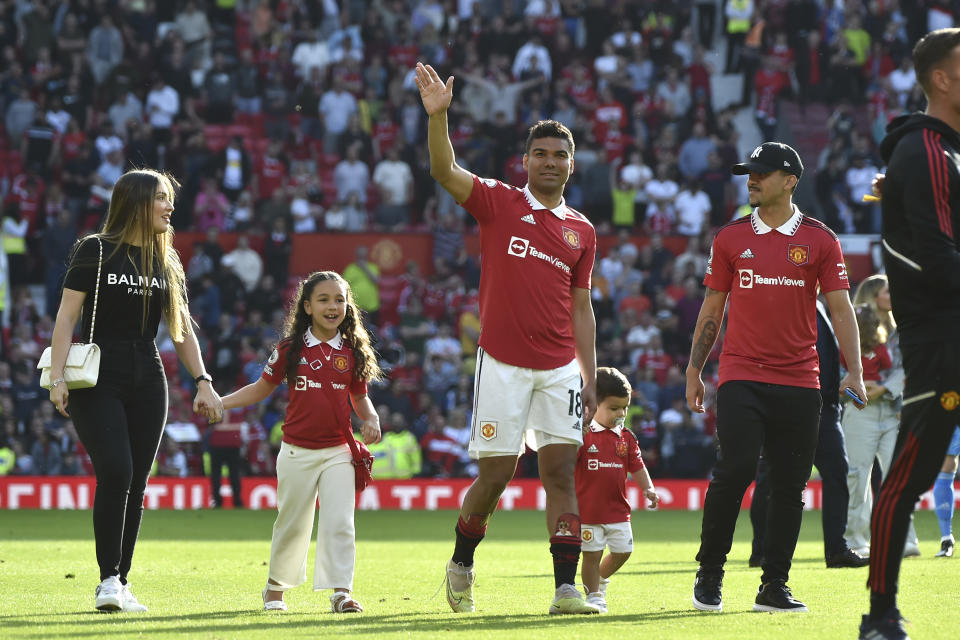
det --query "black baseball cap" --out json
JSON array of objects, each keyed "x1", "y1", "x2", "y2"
[{"x1": 732, "y1": 142, "x2": 803, "y2": 179}]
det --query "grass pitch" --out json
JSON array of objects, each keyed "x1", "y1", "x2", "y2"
[{"x1": 0, "y1": 509, "x2": 953, "y2": 639}]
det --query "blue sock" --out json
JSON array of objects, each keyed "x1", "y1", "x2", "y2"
[{"x1": 934, "y1": 471, "x2": 956, "y2": 539}]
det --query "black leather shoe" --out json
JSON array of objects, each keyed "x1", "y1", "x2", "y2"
[
  {"x1": 826, "y1": 548, "x2": 869, "y2": 568},
  {"x1": 858, "y1": 608, "x2": 910, "y2": 639},
  {"x1": 753, "y1": 580, "x2": 808, "y2": 612}
]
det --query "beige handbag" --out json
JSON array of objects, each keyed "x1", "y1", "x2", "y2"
[{"x1": 37, "y1": 238, "x2": 102, "y2": 390}]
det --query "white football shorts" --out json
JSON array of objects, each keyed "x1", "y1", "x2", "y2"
[
  {"x1": 581, "y1": 521, "x2": 634, "y2": 553},
  {"x1": 469, "y1": 347, "x2": 584, "y2": 459}
]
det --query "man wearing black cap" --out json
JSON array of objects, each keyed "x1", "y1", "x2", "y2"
[{"x1": 685, "y1": 141, "x2": 867, "y2": 613}]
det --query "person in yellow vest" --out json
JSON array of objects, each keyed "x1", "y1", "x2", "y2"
[
  {"x1": 367, "y1": 408, "x2": 422, "y2": 479},
  {"x1": 724, "y1": 0, "x2": 754, "y2": 74},
  {"x1": 342, "y1": 245, "x2": 381, "y2": 325},
  {"x1": 0, "y1": 438, "x2": 15, "y2": 475}
]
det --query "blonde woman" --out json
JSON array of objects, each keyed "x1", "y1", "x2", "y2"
[
  {"x1": 846, "y1": 274, "x2": 919, "y2": 557},
  {"x1": 47, "y1": 169, "x2": 223, "y2": 612}
]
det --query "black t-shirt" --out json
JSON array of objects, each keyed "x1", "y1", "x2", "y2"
[{"x1": 63, "y1": 237, "x2": 170, "y2": 341}]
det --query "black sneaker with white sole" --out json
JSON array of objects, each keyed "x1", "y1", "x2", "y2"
[
  {"x1": 753, "y1": 580, "x2": 807, "y2": 612},
  {"x1": 858, "y1": 608, "x2": 910, "y2": 640},
  {"x1": 692, "y1": 566, "x2": 723, "y2": 611},
  {"x1": 935, "y1": 536, "x2": 954, "y2": 558}
]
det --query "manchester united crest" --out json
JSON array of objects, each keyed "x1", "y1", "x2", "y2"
[
  {"x1": 787, "y1": 244, "x2": 809, "y2": 266},
  {"x1": 561, "y1": 226, "x2": 580, "y2": 249},
  {"x1": 480, "y1": 421, "x2": 497, "y2": 440},
  {"x1": 616, "y1": 439, "x2": 628, "y2": 457},
  {"x1": 941, "y1": 391, "x2": 960, "y2": 411},
  {"x1": 332, "y1": 355, "x2": 349, "y2": 373},
  {"x1": 582, "y1": 528, "x2": 594, "y2": 542}
]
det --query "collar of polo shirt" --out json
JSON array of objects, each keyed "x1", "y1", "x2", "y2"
[
  {"x1": 523, "y1": 183, "x2": 567, "y2": 219},
  {"x1": 590, "y1": 420, "x2": 623, "y2": 436},
  {"x1": 750, "y1": 204, "x2": 803, "y2": 236},
  {"x1": 304, "y1": 328, "x2": 343, "y2": 349}
]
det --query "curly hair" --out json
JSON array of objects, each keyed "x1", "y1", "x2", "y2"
[{"x1": 279, "y1": 271, "x2": 383, "y2": 386}]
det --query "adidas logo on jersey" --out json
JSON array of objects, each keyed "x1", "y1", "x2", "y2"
[
  {"x1": 739, "y1": 248, "x2": 755, "y2": 259},
  {"x1": 521, "y1": 214, "x2": 536, "y2": 224},
  {"x1": 587, "y1": 444, "x2": 599, "y2": 453}
]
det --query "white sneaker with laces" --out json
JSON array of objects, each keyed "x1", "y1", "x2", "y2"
[
  {"x1": 549, "y1": 583, "x2": 602, "y2": 615},
  {"x1": 262, "y1": 585, "x2": 287, "y2": 611},
  {"x1": 585, "y1": 591, "x2": 608, "y2": 613},
  {"x1": 445, "y1": 560, "x2": 476, "y2": 612},
  {"x1": 95, "y1": 576, "x2": 123, "y2": 612},
  {"x1": 121, "y1": 583, "x2": 148, "y2": 612}
]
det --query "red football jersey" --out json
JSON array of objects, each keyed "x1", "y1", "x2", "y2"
[
  {"x1": 262, "y1": 329, "x2": 368, "y2": 449},
  {"x1": 704, "y1": 208, "x2": 849, "y2": 388},
  {"x1": 575, "y1": 422, "x2": 645, "y2": 524},
  {"x1": 460, "y1": 176, "x2": 596, "y2": 369}
]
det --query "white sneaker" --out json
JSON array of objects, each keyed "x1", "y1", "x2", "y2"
[
  {"x1": 585, "y1": 591, "x2": 608, "y2": 613},
  {"x1": 262, "y1": 585, "x2": 287, "y2": 611},
  {"x1": 445, "y1": 560, "x2": 476, "y2": 612},
  {"x1": 95, "y1": 576, "x2": 123, "y2": 612},
  {"x1": 903, "y1": 543, "x2": 921, "y2": 558},
  {"x1": 549, "y1": 583, "x2": 602, "y2": 615},
  {"x1": 121, "y1": 583, "x2": 148, "y2": 612}
]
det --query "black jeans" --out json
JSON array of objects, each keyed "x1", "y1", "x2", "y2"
[
  {"x1": 70, "y1": 339, "x2": 167, "y2": 581},
  {"x1": 696, "y1": 381, "x2": 821, "y2": 584},
  {"x1": 869, "y1": 341, "x2": 960, "y2": 601},
  {"x1": 210, "y1": 446, "x2": 244, "y2": 508},
  {"x1": 751, "y1": 401, "x2": 851, "y2": 560}
]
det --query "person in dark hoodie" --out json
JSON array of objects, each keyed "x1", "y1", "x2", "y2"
[{"x1": 860, "y1": 28, "x2": 960, "y2": 640}]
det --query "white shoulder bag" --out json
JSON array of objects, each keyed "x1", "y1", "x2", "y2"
[{"x1": 37, "y1": 238, "x2": 103, "y2": 390}]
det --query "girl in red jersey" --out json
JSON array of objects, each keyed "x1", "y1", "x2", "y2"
[
  {"x1": 575, "y1": 367, "x2": 659, "y2": 613},
  {"x1": 221, "y1": 271, "x2": 382, "y2": 613}
]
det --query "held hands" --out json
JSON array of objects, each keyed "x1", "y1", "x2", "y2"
[
  {"x1": 360, "y1": 417, "x2": 381, "y2": 445},
  {"x1": 415, "y1": 62, "x2": 453, "y2": 116},
  {"x1": 581, "y1": 382, "x2": 597, "y2": 427},
  {"x1": 644, "y1": 488, "x2": 661, "y2": 509},
  {"x1": 194, "y1": 383, "x2": 224, "y2": 423}
]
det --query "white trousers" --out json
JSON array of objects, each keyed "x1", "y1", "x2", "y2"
[
  {"x1": 841, "y1": 402, "x2": 918, "y2": 552},
  {"x1": 268, "y1": 441, "x2": 356, "y2": 591}
]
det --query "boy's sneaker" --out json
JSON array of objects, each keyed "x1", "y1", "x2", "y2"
[
  {"x1": 445, "y1": 560, "x2": 475, "y2": 612},
  {"x1": 121, "y1": 583, "x2": 148, "y2": 612},
  {"x1": 902, "y1": 543, "x2": 921, "y2": 558},
  {"x1": 935, "y1": 535, "x2": 954, "y2": 558},
  {"x1": 95, "y1": 576, "x2": 123, "y2": 612},
  {"x1": 692, "y1": 566, "x2": 723, "y2": 612},
  {"x1": 585, "y1": 591, "x2": 607, "y2": 613},
  {"x1": 598, "y1": 577, "x2": 609, "y2": 596},
  {"x1": 858, "y1": 608, "x2": 910, "y2": 640},
  {"x1": 549, "y1": 583, "x2": 602, "y2": 614},
  {"x1": 753, "y1": 580, "x2": 808, "y2": 612}
]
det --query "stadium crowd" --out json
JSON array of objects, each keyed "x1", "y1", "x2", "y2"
[{"x1": 0, "y1": 0, "x2": 948, "y2": 489}]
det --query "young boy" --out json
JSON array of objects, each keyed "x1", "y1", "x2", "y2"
[{"x1": 575, "y1": 366, "x2": 660, "y2": 613}]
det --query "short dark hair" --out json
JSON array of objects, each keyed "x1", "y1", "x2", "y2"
[
  {"x1": 524, "y1": 119, "x2": 575, "y2": 155},
  {"x1": 596, "y1": 366, "x2": 631, "y2": 403},
  {"x1": 913, "y1": 28, "x2": 960, "y2": 93}
]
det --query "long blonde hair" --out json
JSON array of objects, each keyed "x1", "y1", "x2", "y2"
[
  {"x1": 95, "y1": 169, "x2": 191, "y2": 340},
  {"x1": 852, "y1": 273, "x2": 894, "y2": 335}
]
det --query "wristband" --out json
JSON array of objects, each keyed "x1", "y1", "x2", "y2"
[{"x1": 51, "y1": 378, "x2": 66, "y2": 389}]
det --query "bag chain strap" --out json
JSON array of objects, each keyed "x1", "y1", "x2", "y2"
[{"x1": 88, "y1": 238, "x2": 102, "y2": 344}]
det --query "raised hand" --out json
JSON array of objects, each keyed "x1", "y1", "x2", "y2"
[{"x1": 415, "y1": 62, "x2": 454, "y2": 116}]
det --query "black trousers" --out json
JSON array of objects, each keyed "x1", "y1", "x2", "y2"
[
  {"x1": 70, "y1": 339, "x2": 167, "y2": 581},
  {"x1": 697, "y1": 381, "x2": 821, "y2": 583},
  {"x1": 751, "y1": 401, "x2": 851, "y2": 560},
  {"x1": 210, "y1": 446, "x2": 244, "y2": 507},
  {"x1": 869, "y1": 341, "x2": 960, "y2": 599}
]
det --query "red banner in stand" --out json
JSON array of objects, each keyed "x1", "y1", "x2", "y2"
[{"x1": 0, "y1": 477, "x2": 950, "y2": 511}]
